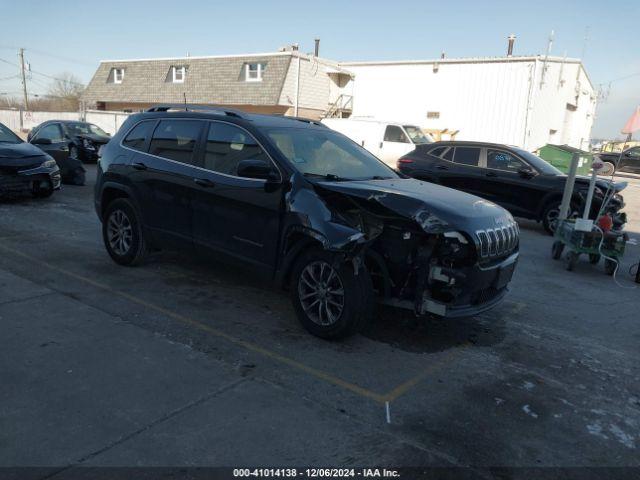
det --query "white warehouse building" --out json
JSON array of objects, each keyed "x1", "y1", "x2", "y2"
[{"x1": 339, "y1": 55, "x2": 597, "y2": 151}]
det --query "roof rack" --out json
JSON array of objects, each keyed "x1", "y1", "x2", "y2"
[
  {"x1": 283, "y1": 116, "x2": 327, "y2": 127},
  {"x1": 146, "y1": 104, "x2": 246, "y2": 118}
]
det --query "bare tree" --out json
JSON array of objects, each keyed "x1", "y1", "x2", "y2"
[{"x1": 47, "y1": 72, "x2": 85, "y2": 110}]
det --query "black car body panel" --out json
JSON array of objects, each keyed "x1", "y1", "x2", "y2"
[
  {"x1": 0, "y1": 124, "x2": 61, "y2": 196},
  {"x1": 598, "y1": 147, "x2": 640, "y2": 174},
  {"x1": 96, "y1": 109, "x2": 520, "y2": 319},
  {"x1": 398, "y1": 141, "x2": 626, "y2": 226}
]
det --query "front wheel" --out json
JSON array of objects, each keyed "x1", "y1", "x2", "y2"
[
  {"x1": 542, "y1": 202, "x2": 578, "y2": 235},
  {"x1": 604, "y1": 259, "x2": 617, "y2": 276},
  {"x1": 102, "y1": 198, "x2": 148, "y2": 266},
  {"x1": 290, "y1": 248, "x2": 373, "y2": 339}
]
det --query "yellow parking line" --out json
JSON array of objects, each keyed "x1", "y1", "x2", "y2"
[
  {"x1": 382, "y1": 347, "x2": 466, "y2": 402},
  {"x1": 0, "y1": 242, "x2": 387, "y2": 404}
]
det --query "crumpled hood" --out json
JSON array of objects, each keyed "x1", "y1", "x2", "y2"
[
  {"x1": 76, "y1": 133, "x2": 110, "y2": 144},
  {"x1": 0, "y1": 142, "x2": 48, "y2": 166},
  {"x1": 316, "y1": 177, "x2": 513, "y2": 233}
]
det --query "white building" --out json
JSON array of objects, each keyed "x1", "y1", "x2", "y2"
[{"x1": 339, "y1": 56, "x2": 597, "y2": 151}]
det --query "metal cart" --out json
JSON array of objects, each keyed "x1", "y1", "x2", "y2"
[{"x1": 551, "y1": 219, "x2": 627, "y2": 274}]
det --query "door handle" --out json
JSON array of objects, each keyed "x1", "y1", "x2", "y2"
[
  {"x1": 194, "y1": 178, "x2": 215, "y2": 188},
  {"x1": 132, "y1": 162, "x2": 147, "y2": 171},
  {"x1": 485, "y1": 171, "x2": 498, "y2": 177},
  {"x1": 436, "y1": 165, "x2": 449, "y2": 170}
]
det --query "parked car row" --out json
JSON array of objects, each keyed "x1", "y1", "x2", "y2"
[
  {"x1": 2, "y1": 109, "x2": 627, "y2": 341},
  {"x1": 0, "y1": 120, "x2": 110, "y2": 199}
]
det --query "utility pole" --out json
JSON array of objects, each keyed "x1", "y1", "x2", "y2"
[{"x1": 18, "y1": 48, "x2": 28, "y2": 110}]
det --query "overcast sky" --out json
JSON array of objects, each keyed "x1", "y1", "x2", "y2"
[{"x1": 1, "y1": 0, "x2": 638, "y2": 139}]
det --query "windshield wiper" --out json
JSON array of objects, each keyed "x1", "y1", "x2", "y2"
[{"x1": 303, "y1": 172, "x2": 352, "y2": 181}]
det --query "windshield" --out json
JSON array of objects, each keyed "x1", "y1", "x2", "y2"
[
  {"x1": 513, "y1": 148, "x2": 564, "y2": 175},
  {"x1": 65, "y1": 122, "x2": 108, "y2": 137},
  {"x1": 264, "y1": 127, "x2": 399, "y2": 181},
  {"x1": 0, "y1": 123, "x2": 22, "y2": 144},
  {"x1": 403, "y1": 125, "x2": 432, "y2": 145}
]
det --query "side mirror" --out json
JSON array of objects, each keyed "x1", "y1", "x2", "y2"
[
  {"x1": 237, "y1": 159, "x2": 278, "y2": 181},
  {"x1": 518, "y1": 167, "x2": 536, "y2": 178},
  {"x1": 31, "y1": 137, "x2": 52, "y2": 145}
]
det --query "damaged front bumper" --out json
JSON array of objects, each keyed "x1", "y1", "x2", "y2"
[
  {"x1": 384, "y1": 252, "x2": 518, "y2": 318},
  {"x1": 0, "y1": 165, "x2": 61, "y2": 195}
]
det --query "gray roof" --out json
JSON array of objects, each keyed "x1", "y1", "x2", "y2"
[{"x1": 82, "y1": 54, "x2": 292, "y2": 106}]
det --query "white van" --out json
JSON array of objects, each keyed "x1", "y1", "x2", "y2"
[{"x1": 321, "y1": 118, "x2": 433, "y2": 167}]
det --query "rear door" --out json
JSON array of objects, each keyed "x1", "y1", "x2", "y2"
[
  {"x1": 378, "y1": 125, "x2": 414, "y2": 167},
  {"x1": 191, "y1": 121, "x2": 282, "y2": 268},
  {"x1": 619, "y1": 147, "x2": 640, "y2": 174},
  {"x1": 437, "y1": 146, "x2": 486, "y2": 197},
  {"x1": 125, "y1": 118, "x2": 205, "y2": 247}
]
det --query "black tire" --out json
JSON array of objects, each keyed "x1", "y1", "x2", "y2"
[
  {"x1": 32, "y1": 180, "x2": 53, "y2": 198},
  {"x1": 565, "y1": 251, "x2": 578, "y2": 271},
  {"x1": 542, "y1": 201, "x2": 578, "y2": 235},
  {"x1": 551, "y1": 241, "x2": 564, "y2": 260},
  {"x1": 102, "y1": 198, "x2": 148, "y2": 266},
  {"x1": 70, "y1": 167, "x2": 86, "y2": 186},
  {"x1": 290, "y1": 248, "x2": 374, "y2": 339},
  {"x1": 589, "y1": 253, "x2": 601, "y2": 265},
  {"x1": 604, "y1": 259, "x2": 617, "y2": 276}
]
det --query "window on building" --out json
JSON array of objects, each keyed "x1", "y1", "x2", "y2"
[
  {"x1": 172, "y1": 66, "x2": 186, "y2": 83},
  {"x1": 204, "y1": 122, "x2": 271, "y2": 177},
  {"x1": 34, "y1": 123, "x2": 64, "y2": 143},
  {"x1": 109, "y1": 68, "x2": 125, "y2": 84},
  {"x1": 486, "y1": 149, "x2": 527, "y2": 172},
  {"x1": 148, "y1": 120, "x2": 204, "y2": 165},
  {"x1": 383, "y1": 125, "x2": 410, "y2": 143},
  {"x1": 245, "y1": 63, "x2": 265, "y2": 82},
  {"x1": 123, "y1": 121, "x2": 156, "y2": 152},
  {"x1": 426, "y1": 111, "x2": 440, "y2": 119},
  {"x1": 453, "y1": 147, "x2": 480, "y2": 166}
]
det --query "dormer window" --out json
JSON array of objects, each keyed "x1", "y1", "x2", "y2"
[
  {"x1": 172, "y1": 66, "x2": 186, "y2": 83},
  {"x1": 110, "y1": 68, "x2": 124, "y2": 84},
  {"x1": 245, "y1": 63, "x2": 265, "y2": 82}
]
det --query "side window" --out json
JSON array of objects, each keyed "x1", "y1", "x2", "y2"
[
  {"x1": 123, "y1": 121, "x2": 156, "y2": 152},
  {"x1": 454, "y1": 147, "x2": 480, "y2": 166},
  {"x1": 383, "y1": 125, "x2": 410, "y2": 143},
  {"x1": 628, "y1": 148, "x2": 640, "y2": 159},
  {"x1": 487, "y1": 149, "x2": 527, "y2": 172},
  {"x1": 429, "y1": 146, "x2": 446, "y2": 157},
  {"x1": 204, "y1": 122, "x2": 270, "y2": 177},
  {"x1": 442, "y1": 147, "x2": 454, "y2": 161},
  {"x1": 149, "y1": 120, "x2": 203, "y2": 165},
  {"x1": 35, "y1": 124, "x2": 64, "y2": 142}
]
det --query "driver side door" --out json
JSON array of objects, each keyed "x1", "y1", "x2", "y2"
[
  {"x1": 30, "y1": 123, "x2": 69, "y2": 165},
  {"x1": 191, "y1": 121, "x2": 283, "y2": 268}
]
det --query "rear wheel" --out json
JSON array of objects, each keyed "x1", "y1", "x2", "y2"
[
  {"x1": 290, "y1": 248, "x2": 373, "y2": 339},
  {"x1": 102, "y1": 198, "x2": 148, "y2": 266},
  {"x1": 589, "y1": 253, "x2": 601, "y2": 265}
]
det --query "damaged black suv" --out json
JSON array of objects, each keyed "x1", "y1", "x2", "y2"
[{"x1": 95, "y1": 105, "x2": 519, "y2": 339}]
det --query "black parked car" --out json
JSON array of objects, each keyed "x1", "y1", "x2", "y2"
[
  {"x1": 597, "y1": 146, "x2": 640, "y2": 174},
  {"x1": 28, "y1": 120, "x2": 111, "y2": 185},
  {"x1": 397, "y1": 141, "x2": 626, "y2": 234},
  {"x1": 95, "y1": 105, "x2": 519, "y2": 339},
  {"x1": 0, "y1": 122, "x2": 61, "y2": 198}
]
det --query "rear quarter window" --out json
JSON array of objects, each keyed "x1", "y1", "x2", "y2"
[{"x1": 122, "y1": 121, "x2": 156, "y2": 152}]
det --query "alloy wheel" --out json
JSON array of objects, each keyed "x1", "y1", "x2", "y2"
[
  {"x1": 297, "y1": 260, "x2": 345, "y2": 326},
  {"x1": 107, "y1": 209, "x2": 133, "y2": 256}
]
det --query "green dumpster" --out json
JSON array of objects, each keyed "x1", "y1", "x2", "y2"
[{"x1": 536, "y1": 144, "x2": 592, "y2": 175}]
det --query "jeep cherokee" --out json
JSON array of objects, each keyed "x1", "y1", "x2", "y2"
[{"x1": 95, "y1": 105, "x2": 519, "y2": 339}]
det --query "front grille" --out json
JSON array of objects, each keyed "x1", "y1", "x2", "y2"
[{"x1": 475, "y1": 220, "x2": 519, "y2": 259}]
